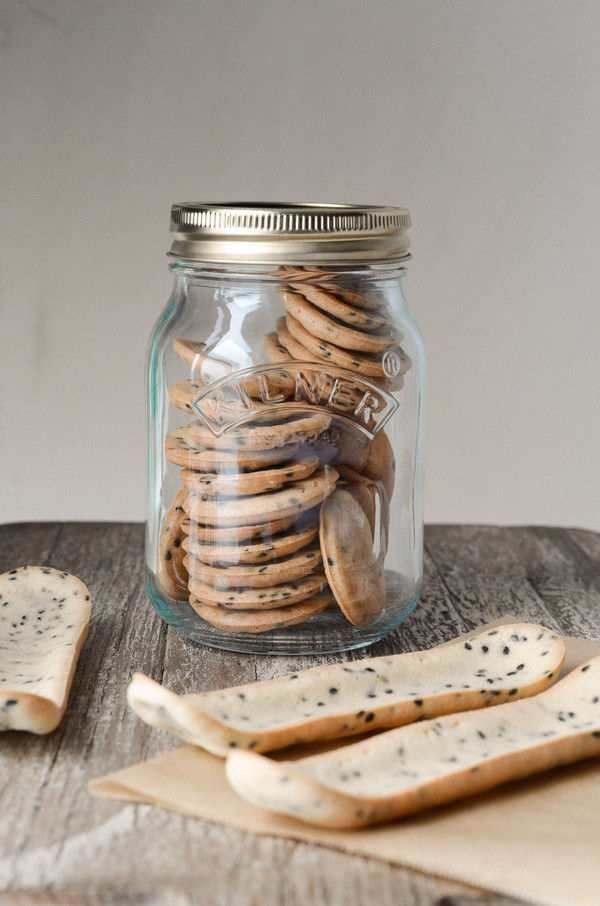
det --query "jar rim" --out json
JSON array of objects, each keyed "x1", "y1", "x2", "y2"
[{"x1": 168, "y1": 202, "x2": 411, "y2": 264}]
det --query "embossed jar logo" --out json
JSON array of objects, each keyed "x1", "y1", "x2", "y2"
[{"x1": 190, "y1": 363, "x2": 398, "y2": 440}]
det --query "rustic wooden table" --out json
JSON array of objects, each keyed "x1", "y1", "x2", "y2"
[{"x1": 1, "y1": 521, "x2": 599, "y2": 906}]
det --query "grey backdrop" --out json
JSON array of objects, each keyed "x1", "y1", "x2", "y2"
[{"x1": 2, "y1": 0, "x2": 599, "y2": 530}]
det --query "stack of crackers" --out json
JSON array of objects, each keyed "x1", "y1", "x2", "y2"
[
  {"x1": 157, "y1": 267, "x2": 410, "y2": 634},
  {"x1": 268, "y1": 266, "x2": 410, "y2": 392}
]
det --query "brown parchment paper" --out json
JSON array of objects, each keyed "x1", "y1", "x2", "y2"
[{"x1": 89, "y1": 621, "x2": 600, "y2": 906}]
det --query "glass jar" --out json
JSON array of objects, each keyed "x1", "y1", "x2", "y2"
[{"x1": 146, "y1": 203, "x2": 425, "y2": 655}]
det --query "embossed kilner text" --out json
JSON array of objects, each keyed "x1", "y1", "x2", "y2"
[{"x1": 191, "y1": 363, "x2": 398, "y2": 438}]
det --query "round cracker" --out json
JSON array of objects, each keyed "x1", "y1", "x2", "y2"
[
  {"x1": 315, "y1": 282, "x2": 384, "y2": 310},
  {"x1": 276, "y1": 316, "x2": 328, "y2": 364},
  {"x1": 183, "y1": 521, "x2": 319, "y2": 565},
  {"x1": 188, "y1": 573, "x2": 328, "y2": 609},
  {"x1": 285, "y1": 312, "x2": 396, "y2": 381},
  {"x1": 280, "y1": 290, "x2": 399, "y2": 354},
  {"x1": 185, "y1": 544, "x2": 323, "y2": 589},
  {"x1": 181, "y1": 509, "x2": 303, "y2": 543},
  {"x1": 292, "y1": 283, "x2": 392, "y2": 331},
  {"x1": 263, "y1": 332, "x2": 294, "y2": 364},
  {"x1": 158, "y1": 488, "x2": 189, "y2": 601},
  {"x1": 335, "y1": 465, "x2": 378, "y2": 539},
  {"x1": 358, "y1": 430, "x2": 396, "y2": 499},
  {"x1": 190, "y1": 593, "x2": 332, "y2": 633},
  {"x1": 187, "y1": 467, "x2": 337, "y2": 526},
  {"x1": 185, "y1": 410, "x2": 331, "y2": 452},
  {"x1": 178, "y1": 455, "x2": 319, "y2": 497},
  {"x1": 319, "y1": 488, "x2": 386, "y2": 627},
  {"x1": 166, "y1": 425, "x2": 300, "y2": 471}
]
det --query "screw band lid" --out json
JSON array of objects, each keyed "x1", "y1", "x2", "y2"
[{"x1": 169, "y1": 202, "x2": 411, "y2": 264}]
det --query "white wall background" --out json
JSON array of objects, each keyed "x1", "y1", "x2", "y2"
[{"x1": 1, "y1": 0, "x2": 599, "y2": 531}]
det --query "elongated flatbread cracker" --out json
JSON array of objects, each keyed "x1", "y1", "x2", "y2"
[
  {"x1": 0, "y1": 566, "x2": 91, "y2": 734},
  {"x1": 127, "y1": 623, "x2": 564, "y2": 756}
]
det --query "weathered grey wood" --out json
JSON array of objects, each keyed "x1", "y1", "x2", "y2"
[{"x1": 1, "y1": 521, "x2": 599, "y2": 906}]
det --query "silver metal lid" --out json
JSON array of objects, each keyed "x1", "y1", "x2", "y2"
[{"x1": 168, "y1": 202, "x2": 411, "y2": 264}]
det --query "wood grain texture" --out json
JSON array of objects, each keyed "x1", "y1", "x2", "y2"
[{"x1": 1, "y1": 521, "x2": 599, "y2": 906}]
